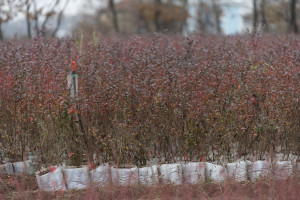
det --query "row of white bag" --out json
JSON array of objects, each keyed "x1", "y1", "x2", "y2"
[
  {"x1": 0, "y1": 160, "x2": 35, "y2": 175},
  {"x1": 36, "y1": 160, "x2": 300, "y2": 191}
]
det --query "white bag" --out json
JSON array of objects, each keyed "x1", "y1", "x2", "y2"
[
  {"x1": 226, "y1": 161, "x2": 248, "y2": 181},
  {"x1": 205, "y1": 163, "x2": 227, "y2": 182},
  {"x1": 36, "y1": 167, "x2": 66, "y2": 191},
  {"x1": 138, "y1": 165, "x2": 159, "y2": 185},
  {"x1": 0, "y1": 163, "x2": 14, "y2": 175},
  {"x1": 111, "y1": 167, "x2": 139, "y2": 186},
  {"x1": 90, "y1": 164, "x2": 111, "y2": 187},
  {"x1": 182, "y1": 162, "x2": 205, "y2": 184},
  {"x1": 64, "y1": 166, "x2": 90, "y2": 189},
  {"x1": 272, "y1": 161, "x2": 293, "y2": 179},
  {"x1": 159, "y1": 163, "x2": 183, "y2": 185},
  {"x1": 248, "y1": 161, "x2": 270, "y2": 181},
  {"x1": 12, "y1": 160, "x2": 35, "y2": 174}
]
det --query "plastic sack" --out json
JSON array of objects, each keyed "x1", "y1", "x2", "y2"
[
  {"x1": 159, "y1": 163, "x2": 183, "y2": 185},
  {"x1": 205, "y1": 163, "x2": 227, "y2": 182},
  {"x1": 0, "y1": 163, "x2": 14, "y2": 174},
  {"x1": 182, "y1": 162, "x2": 205, "y2": 184},
  {"x1": 272, "y1": 161, "x2": 293, "y2": 179},
  {"x1": 111, "y1": 166, "x2": 139, "y2": 186},
  {"x1": 248, "y1": 161, "x2": 270, "y2": 181},
  {"x1": 90, "y1": 164, "x2": 111, "y2": 187},
  {"x1": 12, "y1": 160, "x2": 35, "y2": 174},
  {"x1": 138, "y1": 165, "x2": 159, "y2": 185},
  {"x1": 226, "y1": 161, "x2": 248, "y2": 181},
  {"x1": 64, "y1": 166, "x2": 90, "y2": 189},
  {"x1": 36, "y1": 167, "x2": 66, "y2": 191}
]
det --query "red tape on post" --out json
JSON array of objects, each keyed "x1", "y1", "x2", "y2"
[{"x1": 72, "y1": 60, "x2": 76, "y2": 71}]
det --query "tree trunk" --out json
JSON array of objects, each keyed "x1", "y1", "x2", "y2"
[
  {"x1": 154, "y1": 0, "x2": 162, "y2": 31},
  {"x1": 42, "y1": 0, "x2": 60, "y2": 36},
  {"x1": 52, "y1": 0, "x2": 70, "y2": 37},
  {"x1": 253, "y1": 0, "x2": 258, "y2": 32},
  {"x1": 108, "y1": 0, "x2": 119, "y2": 32},
  {"x1": 33, "y1": 0, "x2": 39, "y2": 37},
  {"x1": 26, "y1": 2, "x2": 32, "y2": 38},
  {"x1": 52, "y1": 10, "x2": 63, "y2": 37},
  {"x1": 0, "y1": 24, "x2": 3, "y2": 40},
  {"x1": 179, "y1": 0, "x2": 188, "y2": 32},
  {"x1": 212, "y1": 0, "x2": 222, "y2": 34},
  {"x1": 290, "y1": 0, "x2": 298, "y2": 33},
  {"x1": 260, "y1": 0, "x2": 268, "y2": 31}
]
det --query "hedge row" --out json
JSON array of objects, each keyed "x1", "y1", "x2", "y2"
[{"x1": 0, "y1": 34, "x2": 299, "y2": 167}]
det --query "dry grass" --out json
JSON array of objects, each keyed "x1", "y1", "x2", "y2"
[{"x1": 0, "y1": 174, "x2": 299, "y2": 199}]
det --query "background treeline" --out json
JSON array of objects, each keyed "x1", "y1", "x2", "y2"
[{"x1": 0, "y1": 0, "x2": 299, "y2": 40}]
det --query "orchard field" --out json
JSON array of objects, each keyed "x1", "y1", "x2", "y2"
[{"x1": 0, "y1": 33, "x2": 299, "y2": 167}]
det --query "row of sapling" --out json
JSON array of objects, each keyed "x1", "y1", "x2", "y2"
[{"x1": 0, "y1": 34, "x2": 299, "y2": 169}]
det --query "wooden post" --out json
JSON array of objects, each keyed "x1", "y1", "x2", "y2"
[{"x1": 67, "y1": 60, "x2": 94, "y2": 168}]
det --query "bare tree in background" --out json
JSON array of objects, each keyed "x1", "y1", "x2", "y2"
[
  {"x1": 137, "y1": 0, "x2": 187, "y2": 33},
  {"x1": 212, "y1": 0, "x2": 222, "y2": 34},
  {"x1": 24, "y1": 0, "x2": 31, "y2": 38},
  {"x1": 52, "y1": 0, "x2": 70, "y2": 37},
  {"x1": 108, "y1": 0, "x2": 119, "y2": 32},
  {"x1": 179, "y1": 0, "x2": 188, "y2": 31},
  {"x1": 24, "y1": 0, "x2": 70, "y2": 38},
  {"x1": 252, "y1": 0, "x2": 268, "y2": 32},
  {"x1": 0, "y1": 0, "x2": 21, "y2": 40},
  {"x1": 197, "y1": 0, "x2": 222, "y2": 33},
  {"x1": 260, "y1": 0, "x2": 268, "y2": 31},
  {"x1": 253, "y1": 0, "x2": 258, "y2": 31},
  {"x1": 289, "y1": 0, "x2": 298, "y2": 33},
  {"x1": 154, "y1": 0, "x2": 162, "y2": 31}
]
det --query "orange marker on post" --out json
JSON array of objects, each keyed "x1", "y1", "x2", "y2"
[
  {"x1": 67, "y1": 60, "x2": 78, "y2": 98},
  {"x1": 72, "y1": 60, "x2": 77, "y2": 97},
  {"x1": 72, "y1": 60, "x2": 76, "y2": 72}
]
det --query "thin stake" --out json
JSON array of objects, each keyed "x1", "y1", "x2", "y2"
[{"x1": 72, "y1": 60, "x2": 94, "y2": 168}]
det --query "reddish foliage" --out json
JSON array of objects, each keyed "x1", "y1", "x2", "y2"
[{"x1": 0, "y1": 34, "x2": 299, "y2": 166}]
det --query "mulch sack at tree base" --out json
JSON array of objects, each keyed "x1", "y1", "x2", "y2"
[
  {"x1": 64, "y1": 166, "x2": 90, "y2": 189},
  {"x1": 248, "y1": 160, "x2": 271, "y2": 181},
  {"x1": 159, "y1": 163, "x2": 183, "y2": 185},
  {"x1": 36, "y1": 167, "x2": 66, "y2": 191},
  {"x1": 226, "y1": 161, "x2": 248, "y2": 181},
  {"x1": 138, "y1": 165, "x2": 159, "y2": 185},
  {"x1": 205, "y1": 163, "x2": 227, "y2": 182},
  {"x1": 90, "y1": 164, "x2": 111, "y2": 186},
  {"x1": 182, "y1": 162, "x2": 205, "y2": 184},
  {"x1": 12, "y1": 160, "x2": 35, "y2": 174},
  {"x1": 0, "y1": 163, "x2": 14, "y2": 174},
  {"x1": 272, "y1": 161, "x2": 293, "y2": 179},
  {"x1": 111, "y1": 166, "x2": 139, "y2": 186}
]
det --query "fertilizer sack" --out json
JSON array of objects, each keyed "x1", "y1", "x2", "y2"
[
  {"x1": 138, "y1": 165, "x2": 159, "y2": 185},
  {"x1": 159, "y1": 163, "x2": 183, "y2": 185},
  {"x1": 182, "y1": 162, "x2": 205, "y2": 184}
]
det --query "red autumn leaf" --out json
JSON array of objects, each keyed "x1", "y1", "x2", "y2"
[
  {"x1": 68, "y1": 107, "x2": 73, "y2": 114},
  {"x1": 60, "y1": 100, "x2": 65, "y2": 106},
  {"x1": 49, "y1": 166, "x2": 56, "y2": 172},
  {"x1": 9, "y1": 178, "x2": 14, "y2": 185},
  {"x1": 69, "y1": 153, "x2": 75, "y2": 158},
  {"x1": 88, "y1": 162, "x2": 96, "y2": 169},
  {"x1": 200, "y1": 156, "x2": 206, "y2": 162}
]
